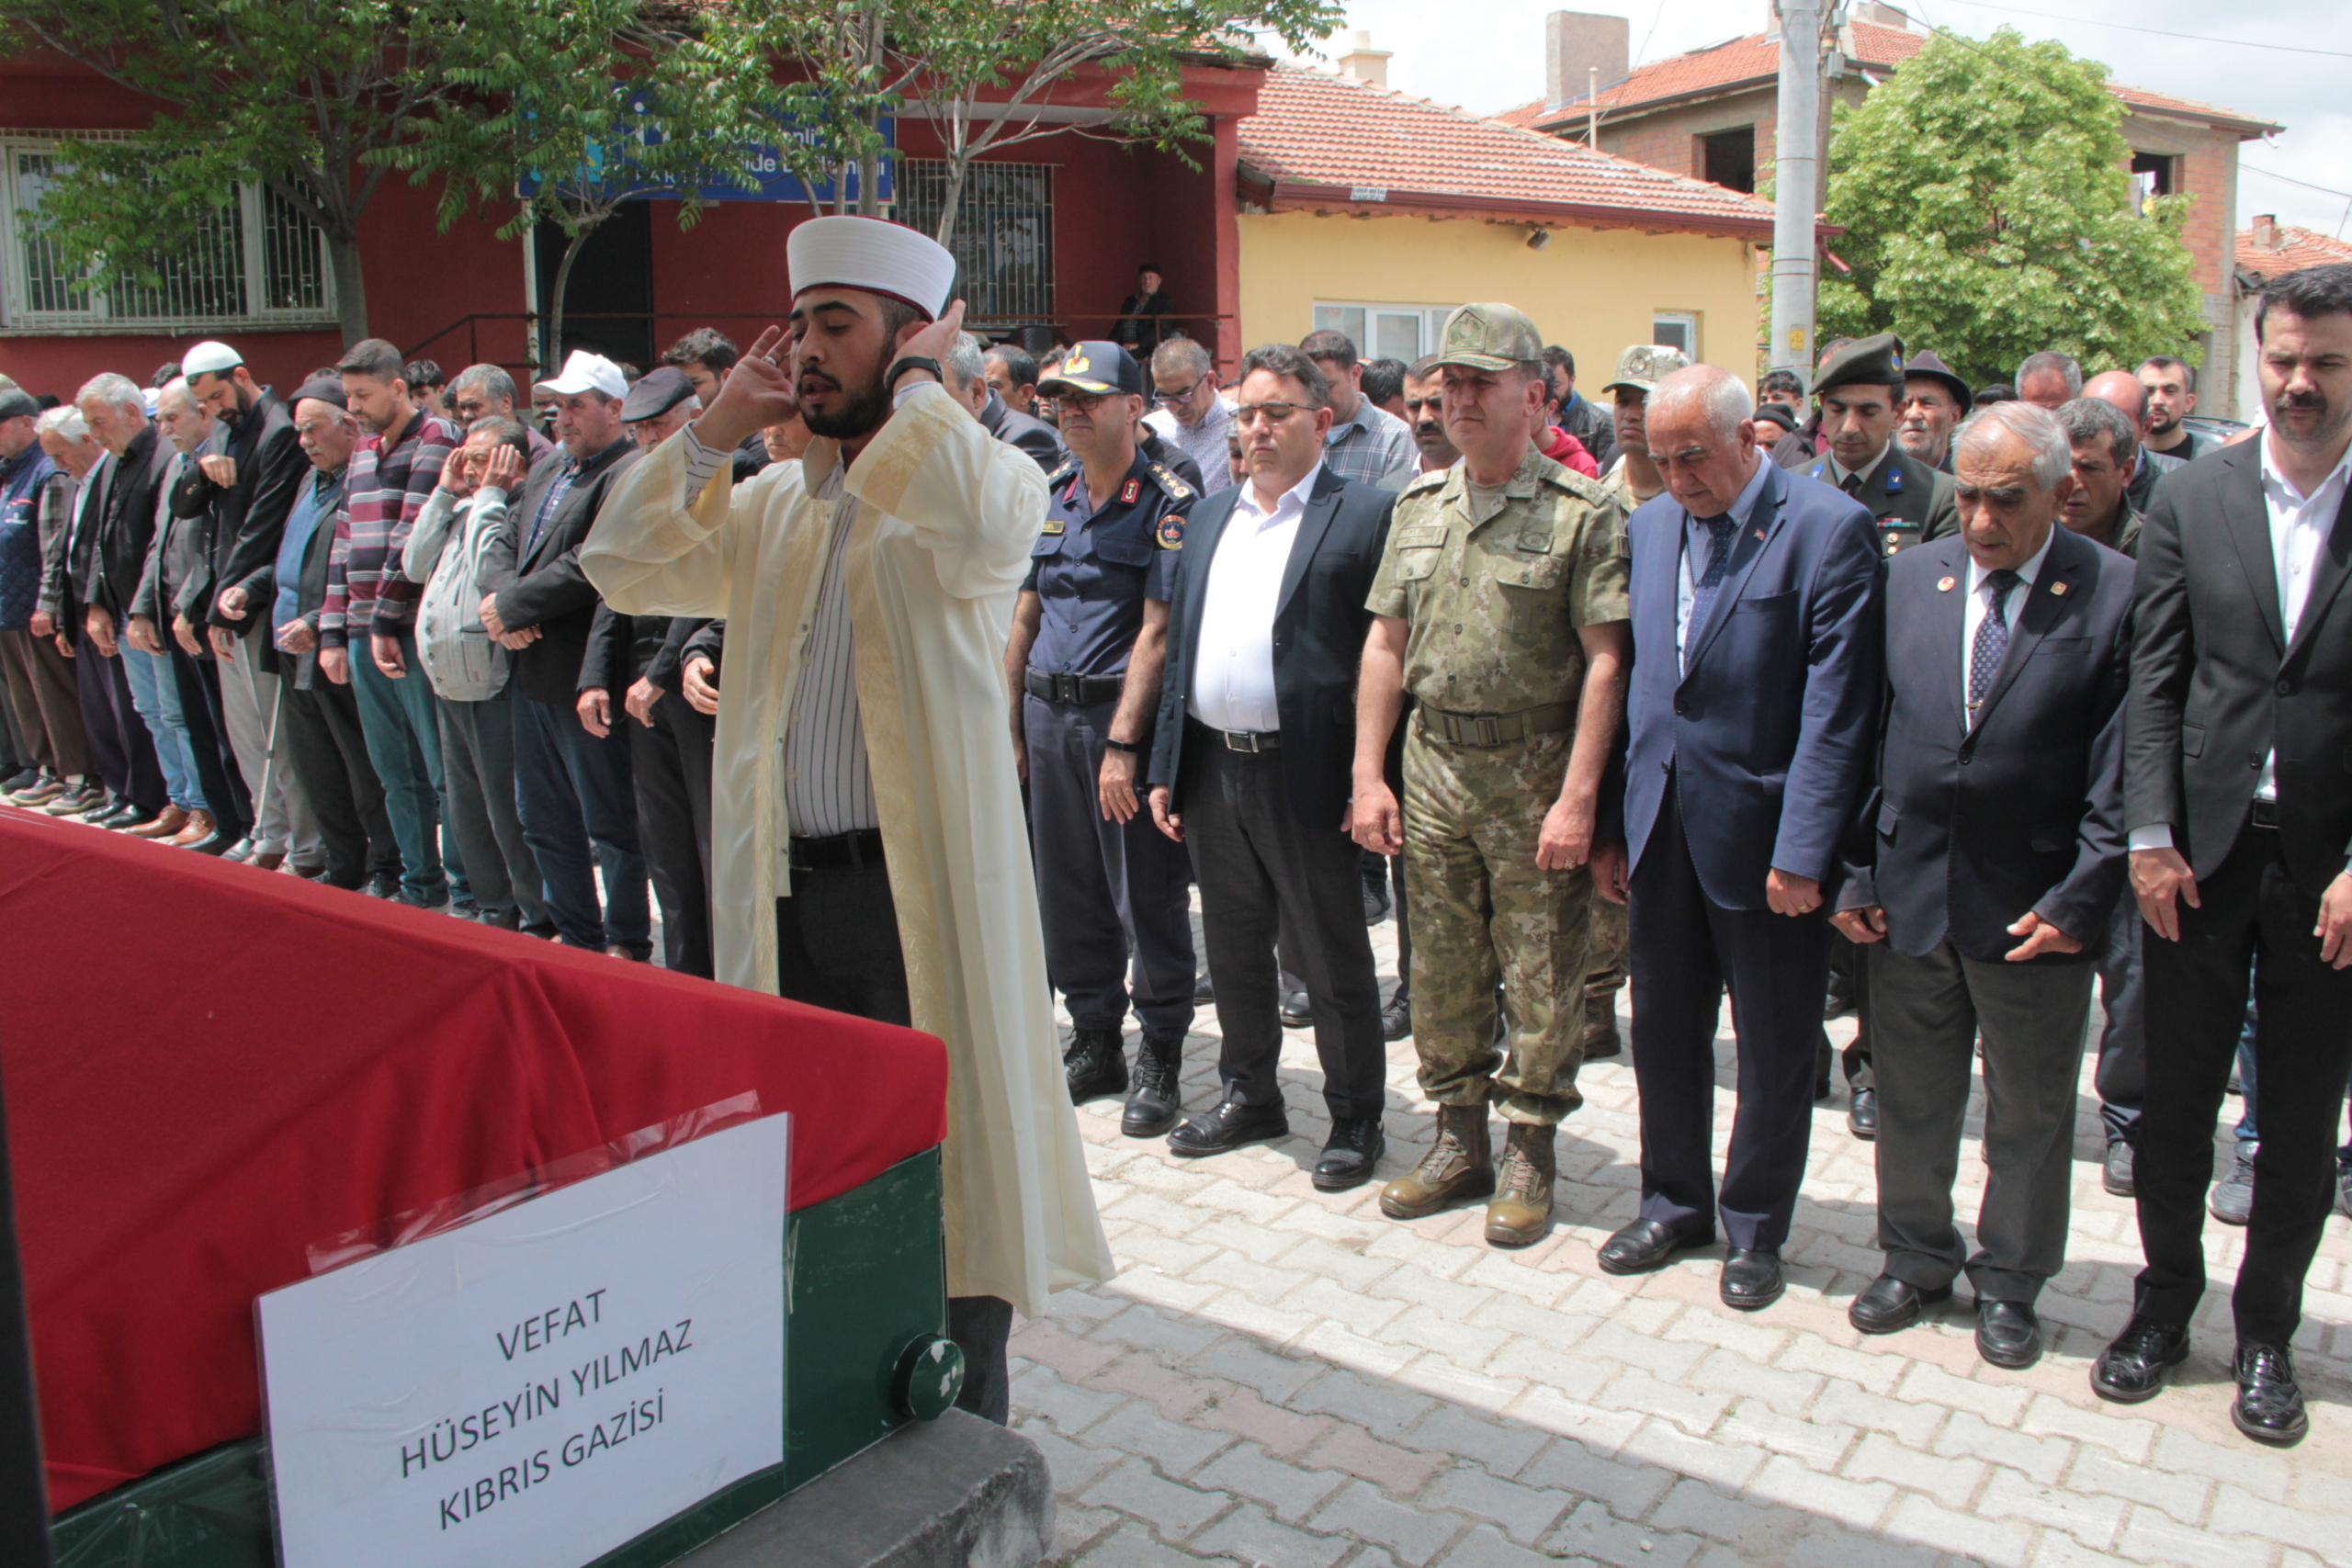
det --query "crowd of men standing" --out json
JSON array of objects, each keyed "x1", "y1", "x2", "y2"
[{"x1": 1, "y1": 257, "x2": 2346, "y2": 1453}]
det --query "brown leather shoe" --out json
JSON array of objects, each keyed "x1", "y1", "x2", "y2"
[
  {"x1": 128, "y1": 805, "x2": 190, "y2": 840},
  {"x1": 164, "y1": 809, "x2": 218, "y2": 847},
  {"x1": 1485, "y1": 1122, "x2": 1557, "y2": 1247},
  {"x1": 251, "y1": 850, "x2": 288, "y2": 872},
  {"x1": 1379, "y1": 1103, "x2": 1495, "y2": 1219}
]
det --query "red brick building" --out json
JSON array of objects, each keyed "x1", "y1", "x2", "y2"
[
  {"x1": 1497, "y1": 6, "x2": 2280, "y2": 415},
  {"x1": 0, "y1": 45, "x2": 1265, "y2": 399}
]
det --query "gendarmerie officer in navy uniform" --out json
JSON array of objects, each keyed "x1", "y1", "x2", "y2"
[
  {"x1": 1806, "y1": 332, "x2": 1962, "y2": 1138},
  {"x1": 1006, "y1": 341, "x2": 1200, "y2": 1134}
]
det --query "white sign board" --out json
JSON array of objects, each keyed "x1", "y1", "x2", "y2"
[{"x1": 258, "y1": 1114, "x2": 791, "y2": 1568}]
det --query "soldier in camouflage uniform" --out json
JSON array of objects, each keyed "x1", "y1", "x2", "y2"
[{"x1": 1351, "y1": 304, "x2": 1632, "y2": 1247}]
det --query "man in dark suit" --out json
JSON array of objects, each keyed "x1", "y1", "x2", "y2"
[
  {"x1": 270, "y1": 381, "x2": 400, "y2": 893},
  {"x1": 2103, "y1": 263, "x2": 2352, "y2": 1446},
  {"x1": 1146, "y1": 343, "x2": 1396, "y2": 1190},
  {"x1": 1593, "y1": 364, "x2": 1883, "y2": 1310},
  {"x1": 1836, "y1": 400, "x2": 2132, "y2": 1368},
  {"x1": 947, "y1": 333, "x2": 1065, "y2": 474},
  {"x1": 1802, "y1": 333, "x2": 1962, "y2": 1138},
  {"x1": 479, "y1": 352, "x2": 649, "y2": 957}
]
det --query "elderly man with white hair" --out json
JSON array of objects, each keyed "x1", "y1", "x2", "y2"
[
  {"x1": 583, "y1": 215, "x2": 1110, "y2": 1425},
  {"x1": 1834, "y1": 400, "x2": 2135, "y2": 1367},
  {"x1": 1594, "y1": 362, "x2": 1883, "y2": 1312},
  {"x1": 0, "y1": 394, "x2": 90, "y2": 809}
]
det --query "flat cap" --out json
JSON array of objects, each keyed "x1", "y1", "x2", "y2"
[
  {"x1": 1430, "y1": 304, "x2": 1544, "y2": 373},
  {"x1": 1600, "y1": 344, "x2": 1691, "y2": 397},
  {"x1": 621, "y1": 365, "x2": 695, "y2": 423},
  {"x1": 289, "y1": 378, "x2": 347, "y2": 410},
  {"x1": 1900, "y1": 349, "x2": 1973, "y2": 413},
  {"x1": 1813, "y1": 332, "x2": 1905, "y2": 396},
  {"x1": 0, "y1": 389, "x2": 39, "y2": 422}
]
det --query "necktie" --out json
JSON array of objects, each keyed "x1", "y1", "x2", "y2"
[
  {"x1": 1968, "y1": 569, "x2": 2020, "y2": 726},
  {"x1": 1685, "y1": 515, "x2": 1738, "y2": 664},
  {"x1": 1839, "y1": 470, "x2": 1863, "y2": 497}
]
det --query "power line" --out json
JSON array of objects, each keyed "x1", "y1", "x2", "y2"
[
  {"x1": 2241, "y1": 163, "x2": 2352, "y2": 200},
  {"x1": 1926, "y1": 0, "x2": 2352, "y2": 60}
]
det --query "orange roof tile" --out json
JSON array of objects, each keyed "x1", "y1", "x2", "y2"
[
  {"x1": 1498, "y1": 20, "x2": 2275, "y2": 138},
  {"x1": 2238, "y1": 223, "x2": 2352, "y2": 280},
  {"x1": 1238, "y1": 64, "x2": 1783, "y2": 236}
]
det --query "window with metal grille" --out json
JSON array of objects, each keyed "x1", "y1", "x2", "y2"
[
  {"x1": 893, "y1": 159, "x2": 1054, "y2": 325},
  {"x1": 1, "y1": 134, "x2": 337, "y2": 330}
]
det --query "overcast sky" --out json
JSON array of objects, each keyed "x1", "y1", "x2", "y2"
[{"x1": 1283, "y1": 0, "x2": 2348, "y2": 240}]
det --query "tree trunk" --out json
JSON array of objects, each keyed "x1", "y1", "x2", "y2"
[
  {"x1": 933, "y1": 155, "x2": 967, "y2": 250},
  {"x1": 547, "y1": 219, "x2": 601, "y2": 368},
  {"x1": 327, "y1": 228, "x2": 368, "y2": 345}
]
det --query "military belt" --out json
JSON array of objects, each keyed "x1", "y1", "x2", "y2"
[
  {"x1": 1025, "y1": 669, "x2": 1125, "y2": 705},
  {"x1": 1417, "y1": 702, "x2": 1576, "y2": 749}
]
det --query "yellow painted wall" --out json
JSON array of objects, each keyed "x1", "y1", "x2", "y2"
[{"x1": 1237, "y1": 210, "x2": 1759, "y2": 394}]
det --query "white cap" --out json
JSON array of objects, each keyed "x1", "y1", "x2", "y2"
[
  {"x1": 786, "y1": 215, "x2": 956, "y2": 321},
  {"x1": 532, "y1": 350, "x2": 628, "y2": 401},
  {"x1": 182, "y1": 340, "x2": 243, "y2": 377}
]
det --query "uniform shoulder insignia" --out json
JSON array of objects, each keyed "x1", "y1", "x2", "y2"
[
  {"x1": 1156, "y1": 513, "x2": 1185, "y2": 550},
  {"x1": 1540, "y1": 467, "x2": 1611, "y2": 507},
  {"x1": 1046, "y1": 457, "x2": 1079, "y2": 484},
  {"x1": 1147, "y1": 460, "x2": 1193, "y2": 501},
  {"x1": 1404, "y1": 468, "x2": 1449, "y2": 494}
]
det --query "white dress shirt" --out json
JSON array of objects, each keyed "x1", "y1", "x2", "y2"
[
  {"x1": 1961, "y1": 531, "x2": 2052, "y2": 728},
  {"x1": 1675, "y1": 456, "x2": 1775, "y2": 662},
  {"x1": 2128, "y1": 432, "x2": 2352, "y2": 853},
  {"x1": 1188, "y1": 463, "x2": 1321, "y2": 733}
]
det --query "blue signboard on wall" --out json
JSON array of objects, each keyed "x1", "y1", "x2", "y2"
[{"x1": 523, "y1": 95, "x2": 894, "y2": 207}]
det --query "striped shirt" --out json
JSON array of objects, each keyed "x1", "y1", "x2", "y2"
[{"x1": 322, "y1": 410, "x2": 458, "y2": 645}]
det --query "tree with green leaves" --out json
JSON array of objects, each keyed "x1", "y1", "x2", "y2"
[
  {"x1": 1816, "y1": 27, "x2": 2210, "y2": 385},
  {"x1": 0, "y1": 0, "x2": 492, "y2": 344}
]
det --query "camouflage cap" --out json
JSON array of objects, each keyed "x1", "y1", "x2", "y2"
[
  {"x1": 1429, "y1": 304, "x2": 1544, "y2": 372},
  {"x1": 1600, "y1": 344, "x2": 1692, "y2": 397}
]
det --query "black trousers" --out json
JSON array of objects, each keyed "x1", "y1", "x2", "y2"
[
  {"x1": 280, "y1": 678, "x2": 400, "y2": 889},
  {"x1": 1629, "y1": 787, "x2": 1835, "y2": 1250},
  {"x1": 1182, "y1": 729, "x2": 1385, "y2": 1122},
  {"x1": 438, "y1": 694, "x2": 547, "y2": 926},
  {"x1": 631, "y1": 694, "x2": 715, "y2": 978},
  {"x1": 2092, "y1": 897, "x2": 2146, "y2": 1144},
  {"x1": 73, "y1": 632, "x2": 166, "y2": 816},
  {"x1": 775, "y1": 866, "x2": 1008, "y2": 1422},
  {"x1": 2134, "y1": 824, "x2": 2352, "y2": 1343}
]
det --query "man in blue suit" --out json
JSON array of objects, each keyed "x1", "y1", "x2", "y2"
[{"x1": 1592, "y1": 364, "x2": 1884, "y2": 1310}]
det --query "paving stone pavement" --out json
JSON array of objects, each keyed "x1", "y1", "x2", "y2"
[{"x1": 1014, "y1": 901, "x2": 2352, "y2": 1568}]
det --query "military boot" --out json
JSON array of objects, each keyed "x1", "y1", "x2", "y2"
[
  {"x1": 1122, "y1": 1032, "x2": 1183, "y2": 1136},
  {"x1": 1582, "y1": 992, "x2": 1623, "y2": 1060},
  {"x1": 1379, "y1": 1104, "x2": 1495, "y2": 1220},
  {"x1": 1484, "y1": 1122, "x2": 1557, "y2": 1247},
  {"x1": 1064, "y1": 1027, "x2": 1129, "y2": 1104}
]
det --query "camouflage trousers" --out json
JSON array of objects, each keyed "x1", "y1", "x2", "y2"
[
  {"x1": 1401, "y1": 724, "x2": 1595, "y2": 1125},
  {"x1": 1585, "y1": 895, "x2": 1628, "y2": 1003}
]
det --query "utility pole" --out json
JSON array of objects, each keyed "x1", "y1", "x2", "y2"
[{"x1": 1769, "y1": 0, "x2": 1825, "y2": 380}]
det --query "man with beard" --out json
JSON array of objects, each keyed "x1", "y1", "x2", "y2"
[
  {"x1": 2136, "y1": 356, "x2": 2211, "y2": 462},
  {"x1": 583, "y1": 215, "x2": 1110, "y2": 1424}
]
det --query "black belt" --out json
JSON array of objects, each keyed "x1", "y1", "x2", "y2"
[
  {"x1": 1189, "y1": 716, "x2": 1278, "y2": 753},
  {"x1": 1417, "y1": 702, "x2": 1576, "y2": 748},
  {"x1": 2250, "y1": 798, "x2": 2279, "y2": 829},
  {"x1": 1025, "y1": 669, "x2": 1125, "y2": 705},
  {"x1": 789, "y1": 828, "x2": 887, "y2": 873}
]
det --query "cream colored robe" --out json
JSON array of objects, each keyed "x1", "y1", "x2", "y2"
[{"x1": 581, "y1": 384, "x2": 1112, "y2": 1315}]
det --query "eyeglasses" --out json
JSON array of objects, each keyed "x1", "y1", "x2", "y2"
[
  {"x1": 1153, "y1": 383, "x2": 1201, "y2": 405},
  {"x1": 1233, "y1": 401, "x2": 1307, "y2": 427}
]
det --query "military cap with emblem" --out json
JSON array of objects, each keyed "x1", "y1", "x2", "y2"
[
  {"x1": 1899, "y1": 349, "x2": 1973, "y2": 415},
  {"x1": 1812, "y1": 332, "x2": 1906, "y2": 397},
  {"x1": 619, "y1": 364, "x2": 696, "y2": 423},
  {"x1": 1429, "y1": 303, "x2": 1545, "y2": 373},
  {"x1": 1038, "y1": 341, "x2": 1142, "y2": 398},
  {"x1": 1600, "y1": 344, "x2": 1691, "y2": 398}
]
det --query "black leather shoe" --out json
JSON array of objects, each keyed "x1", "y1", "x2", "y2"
[
  {"x1": 219, "y1": 836, "x2": 256, "y2": 864},
  {"x1": 1596, "y1": 1218, "x2": 1713, "y2": 1276},
  {"x1": 1193, "y1": 971, "x2": 1216, "y2": 1004},
  {"x1": 475, "y1": 906, "x2": 522, "y2": 931},
  {"x1": 1280, "y1": 990, "x2": 1312, "y2": 1028},
  {"x1": 1975, "y1": 1298, "x2": 2041, "y2": 1368},
  {"x1": 2090, "y1": 1317, "x2": 2190, "y2": 1403},
  {"x1": 1720, "y1": 1247, "x2": 1785, "y2": 1311},
  {"x1": 1063, "y1": 1027, "x2": 1127, "y2": 1103},
  {"x1": 1362, "y1": 874, "x2": 1391, "y2": 926},
  {"x1": 2102, "y1": 1139, "x2": 2136, "y2": 1198},
  {"x1": 2231, "y1": 1340, "x2": 2308, "y2": 1445},
  {"x1": 1122, "y1": 1033, "x2": 1183, "y2": 1137},
  {"x1": 1849, "y1": 1274, "x2": 1951, "y2": 1334},
  {"x1": 92, "y1": 802, "x2": 148, "y2": 829},
  {"x1": 362, "y1": 871, "x2": 403, "y2": 899},
  {"x1": 1314, "y1": 1118, "x2": 1385, "y2": 1191},
  {"x1": 181, "y1": 826, "x2": 234, "y2": 856},
  {"x1": 398, "y1": 884, "x2": 449, "y2": 909},
  {"x1": 1168, "y1": 1096, "x2": 1289, "y2": 1156},
  {"x1": 1848, "y1": 1088, "x2": 1878, "y2": 1140},
  {"x1": 1381, "y1": 994, "x2": 1411, "y2": 1042}
]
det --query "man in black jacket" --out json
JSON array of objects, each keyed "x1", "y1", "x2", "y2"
[
  {"x1": 2101, "y1": 263, "x2": 2352, "y2": 1446},
  {"x1": 1146, "y1": 344, "x2": 1396, "y2": 1190},
  {"x1": 479, "y1": 352, "x2": 649, "y2": 957},
  {"x1": 1835, "y1": 400, "x2": 2132, "y2": 1370},
  {"x1": 181, "y1": 340, "x2": 315, "y2": 868},
  {"x1": 949, "y1": 333, "x2": 1065, "y2": 475}
]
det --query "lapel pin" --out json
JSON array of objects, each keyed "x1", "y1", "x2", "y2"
[
  {"x1": 2050, "y1": 581, "x2": 2068, "y2": 595},
  {"x1": 1937, "y1": 576, "x2": 1956, "y2": 592},
  {"x1": 1754, "y1": 528, "x2": 1766, "y2": 541}
]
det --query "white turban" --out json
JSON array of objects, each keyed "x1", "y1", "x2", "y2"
[{"x1": 786, "y1": 216, "x2": 956, "y2": 321}]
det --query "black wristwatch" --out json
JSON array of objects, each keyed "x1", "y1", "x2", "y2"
[
  {"x1": 888, "y1": 355, "x2": 944, "y2": 391},
  {"x1": 1102, "y1": 737, "x2": 1140, "y2": 755}
]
